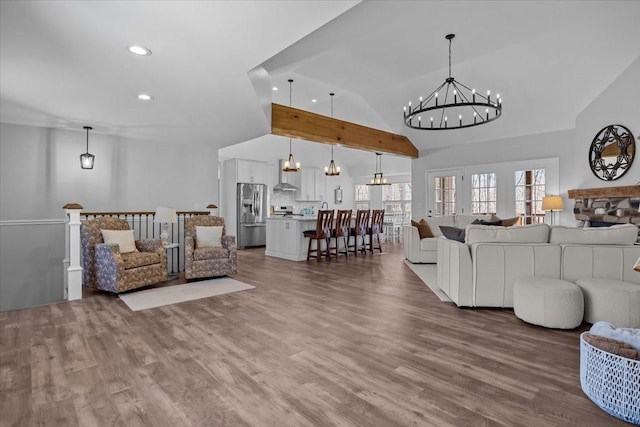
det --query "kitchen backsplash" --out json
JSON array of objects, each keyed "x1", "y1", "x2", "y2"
[{"x1": 269, "y1": 191, "x2": 321, "y2": 215}]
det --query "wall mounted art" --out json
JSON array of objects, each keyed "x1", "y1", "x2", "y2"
[{"x1": 589, "y1": 124, "x2": 635, "y2": 181}]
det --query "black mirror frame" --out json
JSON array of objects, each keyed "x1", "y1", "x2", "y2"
[{"x1": 589, "y1": 124, "x2": 635, "y2": 181}]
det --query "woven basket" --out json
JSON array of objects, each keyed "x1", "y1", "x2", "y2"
[{"x1": 580, "y1": 332, "x2": 640, "y2": 424}]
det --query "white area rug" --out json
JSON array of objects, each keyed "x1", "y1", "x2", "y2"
[
  {"x1": 119, "y1": 277, "x2": 255, "y2": 311},
  {"x1": 404, "y1": 260, "x2": 452, "y2": 302}
]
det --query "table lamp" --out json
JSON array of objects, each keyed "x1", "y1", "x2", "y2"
[
  {"x1": 154, "y1": 207, "x2": 177, "y2": 245},
  {"x1": 542, "y1": 195, "x2": 563, "y2": 225}
]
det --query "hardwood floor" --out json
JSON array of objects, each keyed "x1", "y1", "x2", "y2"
[{"x1": 0, "y1": 244, "x2": 624, "y2": 426}]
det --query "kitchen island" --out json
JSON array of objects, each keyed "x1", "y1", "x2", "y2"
[{"x1": 265, "y1": 217, "x2": 318, "y2": 261}]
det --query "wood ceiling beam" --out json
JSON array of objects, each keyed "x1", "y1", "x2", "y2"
[{"x1": 271, "y1": 103, "x2": 418, "y2": 159}]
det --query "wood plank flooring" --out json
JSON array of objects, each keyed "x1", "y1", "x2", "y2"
[{"x1": 0, "y1": 244, "x2": 625, "y2": 426}]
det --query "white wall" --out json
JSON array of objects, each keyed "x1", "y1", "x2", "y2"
[
  {"x1": 412, "y1": 57, "x2": 640, "y2": 226},
  {"x1": 0, "y1": 122, "x2": 219, "y2": 310}
]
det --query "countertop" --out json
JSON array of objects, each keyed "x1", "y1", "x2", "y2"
[{"x1": 267, "y1": 216, "x2": 317, "y2": 221}]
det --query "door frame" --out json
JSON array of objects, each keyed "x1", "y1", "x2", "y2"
[{"x1": 426, "y1": 169, "x2": 466, "y2": 216}]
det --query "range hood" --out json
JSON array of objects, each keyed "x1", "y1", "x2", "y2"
[{"x1": 273, "y1": 160, "x2": 299, "y2": 192}]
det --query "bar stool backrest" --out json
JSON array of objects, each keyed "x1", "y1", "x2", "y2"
[
  {"x1": 371, "y1": 209, "x2": 385, "y2": 234},
  {"x1": 354, "y1": 210, "x2": 370, "y2": 236},
  {"x1": 335, "y1": 210, "x2": 352, "y2": 237},
  {"x1": 316, "y1": 210, "x2": 334, "y2": 239}
]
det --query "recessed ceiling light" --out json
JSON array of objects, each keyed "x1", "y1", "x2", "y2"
[
  {"x1": 128, "y1": 45, "x2": 152, "y2": 56},
  {"x1": 138, "y1": 94, "x2": 153, "y2": 101},
  {"x1": 312, "y1": 99, "x2": 317, "y2": 103},
  {"x1": 272, "y1": 87, "x2": 278, "y2": 91}
]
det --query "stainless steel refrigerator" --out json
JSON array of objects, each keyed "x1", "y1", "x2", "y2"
[{"x1": 237, "y1": 183, "x2": 267, "y2": 248}]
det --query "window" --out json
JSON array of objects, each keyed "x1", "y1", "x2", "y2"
[
  {"x1": 383, "y1": 183, "x2": 411, "y2": 224},
  {"x1": 355, "y1": 184, "x2": 370, "y2": 211},
  {"x1": 515, "y1": 169, "x2": 545, "y2": 224},
  {"x1": 471, "y1": 172, "x2": 497, "y2": 215},
  {"x1": 434, "y1": 176, "x2": 456, "y2": 216}
]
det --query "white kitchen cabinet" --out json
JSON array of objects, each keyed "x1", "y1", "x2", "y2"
[
  {"x1": 236, "y1": 159, "x2": 266, "y2": 184},
  {"x1": 265, "y1": 218, "x2": 316, "y2": 261},
  {"x1": 294, "y1": 168, "x2": 322, "y2": 201}
]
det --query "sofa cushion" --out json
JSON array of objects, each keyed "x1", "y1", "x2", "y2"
[
  {"x1": 550, "y1": 223, "x2": 638, "y2": 245},
  {"x1": 440, "y1": 226, "x2": 466, "y2": 243},
  {"x1": 423, "y1": 216, "x2": 456, "y2": 237},
  {"x1": 419, "y1": 237, "x2": 438, "y2": 251},
  {"x1": 465, "y1": 223, "x2": 550, "y2": 244},
  {"x1": 121, "y1": 251, "x2": 161, "y2": 269},
  {"x1": 411, "y1": 219, "x2": 433, "y2": 238}
]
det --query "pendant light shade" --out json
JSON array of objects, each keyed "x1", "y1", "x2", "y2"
[
  {"x1": 282, "y1": 79, "x2": 301, "y2": 172},
  {"x1": 325, "y1": 93, "x2": 341, "y2": 176},
  {"x1": 80, "y1": 126, "x2": 95, "y2": 169}
]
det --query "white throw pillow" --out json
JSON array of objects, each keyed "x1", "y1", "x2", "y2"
[
  {"x1": 196, "y1": 226, "x2": 223, "y2": 248},
  {"x1": 101, "y1": 229, "x2": 138, "y2": 253}
]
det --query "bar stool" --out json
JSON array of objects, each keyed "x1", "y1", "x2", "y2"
[
  {"x1": 348, "y1": 209, "x2": 370, "y2": 256},
  {"x1": 303, "y1": 210, "x2": 334, "y2": 261},
  {"x1": 368, "y1": 209, "x2": 384, "y2": 253},
  {"x1": 332, "y1": 209, "x2": 352, "y2": 258}
]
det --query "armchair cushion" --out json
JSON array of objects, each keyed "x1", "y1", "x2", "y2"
[
  {"x1": 196, "y1": 225, "x2": 223, "y2": 248},
  {"x1": 194, "y1": 247, "x2": 230, "y2": 261},
  {"x1": 101, "y1": 229, "x2": 138, "y2": 253},
  {"x1": 122, "y1": 252, "x2": 162, "y2": 269}
]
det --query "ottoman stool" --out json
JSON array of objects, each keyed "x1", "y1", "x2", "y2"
[
  {"x1": 575, "y1": 279, "x2": 640, "y2": 328},
  {"x1": 514, "y1": 277, "x2": 584, "y2": 329}
]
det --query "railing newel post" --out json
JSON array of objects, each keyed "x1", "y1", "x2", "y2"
[{"x1": 63, "y1": 203, "x2": 84, "y2": 300}]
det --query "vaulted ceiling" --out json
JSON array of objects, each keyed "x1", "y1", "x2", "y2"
[{"x1": 2, "y1": 1, "x2": 639, "y2": 170}]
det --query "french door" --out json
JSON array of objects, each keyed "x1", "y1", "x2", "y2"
[{"x1": 427, "y1": 169, "x2": 465, "y2": 216}]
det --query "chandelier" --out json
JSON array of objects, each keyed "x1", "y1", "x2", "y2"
[
  {"x1": 283, "y1": 79, "x2": 301, "y2": 172},
  {"x1": 403, "y1": 34, "x2": 502, "y2": 130},
  {"x1": 325, "y1": 93, "x2": 341, "y2": 176},
  {"x1": 80, "y1": 126, "x2": 95, "y2": 169},
  {"x1": 367, "y1": 153, "x2": 390, "y2": 186}
]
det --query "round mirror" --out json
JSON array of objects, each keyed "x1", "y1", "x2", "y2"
[{"x1": 589, "y1": 124, "x2": 635, "y2": 181}]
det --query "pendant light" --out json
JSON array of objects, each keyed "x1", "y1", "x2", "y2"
[
  {"x1": 325, "y1": 92, "x2": 341, "y2": 176},
  {"x1": 367, "y1": 153, "x2": 390, "y2": 185},
  {"x1": 282, "y1": 79, "x2": 301, "y2": 172},
  {"x1": 80, "y1": 126, "x2": 95, "y2": 169}
]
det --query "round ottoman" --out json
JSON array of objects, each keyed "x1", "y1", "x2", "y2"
[
  {"x1": 514, "y1": 277, "x2": 584, "y2": 329},
  {"x1": 575, "y1": 279, "x2": 640, "y2": 328}
]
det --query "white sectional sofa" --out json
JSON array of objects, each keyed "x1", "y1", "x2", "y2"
[
  {"x1": 437, "y1": 223, "x2": 640, "y2": 324},
  {"x1": 403, "y1": 214, "x2": 491, "y2": 263}
]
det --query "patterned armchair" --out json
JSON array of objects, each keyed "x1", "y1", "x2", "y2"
[
  {"x1": 184, "y1": 216, "x2": 237, "y2": 280},
  {"x1": 81, "y1": 218, "x2": 167, "y2": 293}
]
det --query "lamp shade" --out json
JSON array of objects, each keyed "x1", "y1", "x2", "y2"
[
  {"x1": 542, "y1": 196, "x2": 564, "y2": 211},
  {"x1": 154, "y1": 207, "x2": 177, "y2": 223}
]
